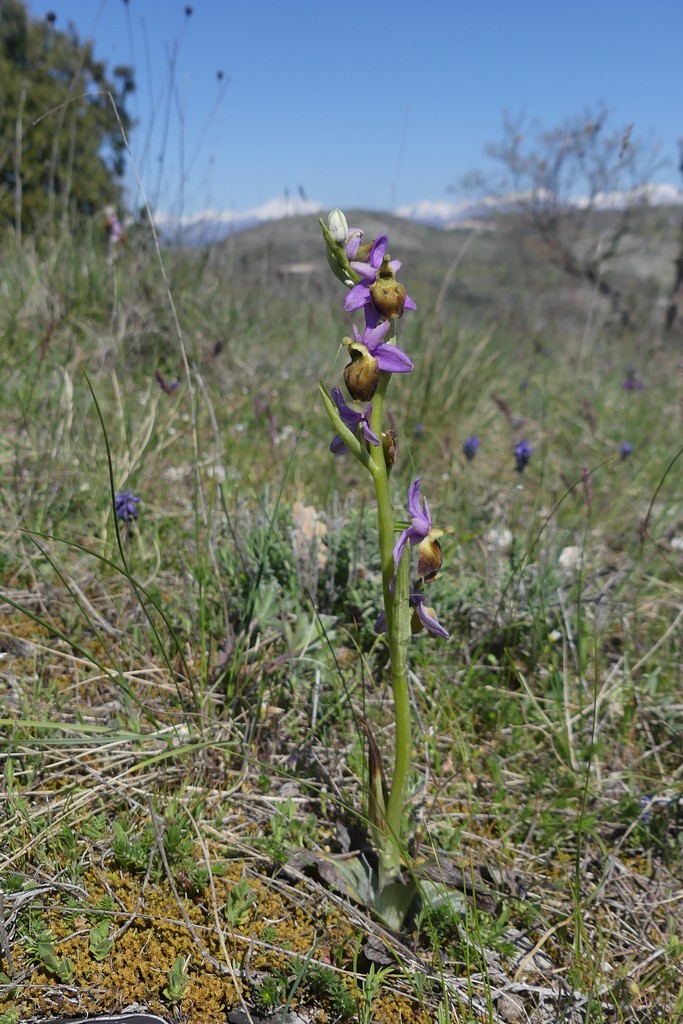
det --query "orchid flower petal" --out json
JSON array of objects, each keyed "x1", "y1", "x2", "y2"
[
  {"x1": 375, "y1": 344, "x2": 414, "y2": 373},
  {"x1": 415, "y1": 599, "x2": 450, "y2": 639},
  {"x1": 344, "y1": 283, "x2": 371, "y2": 311}
]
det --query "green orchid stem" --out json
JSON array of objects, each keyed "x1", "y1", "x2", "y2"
[{"x1": 368, "y1": 372, "x2": 412, "y2": 886}]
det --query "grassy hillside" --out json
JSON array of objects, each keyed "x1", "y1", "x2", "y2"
[
  {"x1": 209, "y1": 202, "x2": 682, "y2": 338},
  {"x1": 0, "y1": 210, "x2": 681, "y2": 1024}
]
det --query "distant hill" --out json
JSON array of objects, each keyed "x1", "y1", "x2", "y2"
[{"x1": 203, "y1": 202, "x2": 682, "y2": 341}]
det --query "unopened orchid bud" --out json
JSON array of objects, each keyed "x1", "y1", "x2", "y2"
[
  {"x1": 321, "y1": 216, "x2": 354, "y2": 286},
  {"x1": 382, "y1": 430, "x2": 398, "y2": 469},
  {"x1": 327, "y1": 208, "x2": 348, "y2": 244},
  {"x1": 343, "y1": 339, "x2": 379, "y2": 402}
]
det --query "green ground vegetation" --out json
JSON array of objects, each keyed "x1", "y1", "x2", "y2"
[{"x1": 0, "y1": 213, "x2": 681, "y2": 1023}]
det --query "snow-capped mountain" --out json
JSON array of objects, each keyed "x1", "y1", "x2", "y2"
[
  {"x1": 155, "y1": 195, "x2": 324, "y2": 245},
  {"x1": 157, "y1": 184, "x2": 683, "y2": 244},
  {"x1": 397, "y1": 183, "x2": 683, "y2": 228}
]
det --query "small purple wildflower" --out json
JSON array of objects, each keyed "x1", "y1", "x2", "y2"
[
  {"x1": 463, "y1": 435, "x2": 480, "y2": 461},
  {"x1": 329, "y1": 387, "x2": 379, "y2": 455},
  {"x1": 622, "y1": 369, "x2": 645, "y2": 391},
  {"x1": 105, "y1": 212, "x2": 125, "y2": 245},
  {"x1": 620, "y1": 441, "x2": 633, "y2": 460},
  {"x1": 514, "y1": 440, "x2": 533, "y2": 473},
  {"x1": 115, "y1": 490, "x2": 140, "y2": 523},
  {"x1": 375, "y1": 591, "x2": 449, "y2": 640}
]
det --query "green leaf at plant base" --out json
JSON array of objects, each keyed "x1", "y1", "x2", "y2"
[
  {"x1": 372, "y1": 879, "x2": 418, "y2": 932},
  {"x1": 291, "y1": 849, "x2": 377, "y2": 907}
]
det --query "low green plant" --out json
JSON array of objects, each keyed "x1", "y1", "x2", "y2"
[
  {"x1": 112, "y1": 804, "x2": 195, "y2": 881},
  {"x1": 358, "y1": 963, "x2": 395, "y2": 1024},
  {"x1": 87, "y1": 893, "x2": 117, "y2": 920},
  {"x1": 24, "y1": 929, "x2": 73, "y2": 984},
  {"x1": 224, "y1": 875, "x2": 257, "y2": 927},
  {"x1": 162, "y1": 955, "x2": 190, "y2": 1003},
  {"x1": 258, "y1": 796, "x2": 319, "y2": 867},
  {"x1": 252, "y1": 973, "x2": 286, "y2": 1012},
  {"x1": 304, "y1": 964, "x2": 356, "y2": 1020},
  {"x1": 88, "y1": 920, "x2": 114, "y2": 962}
]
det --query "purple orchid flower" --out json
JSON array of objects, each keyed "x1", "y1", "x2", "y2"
[
  {"x1": 375, "y1": 591, "x2": 449, "y2": 640},
  {"x1": 351, "y1": 321, "x2": 414, "y2": 374},
  {"x1": 393, "y1": 478, "x2": 431, "y2": 567},
  {"x1": 329, "y1": 387, "x2": 380, "y2": 455},
  {"x1": 344, "y1": 235, "x2": 417, "y2": 326},
  {"x1": 393, "y1": 478, "x2": 443, "y2": 579}
]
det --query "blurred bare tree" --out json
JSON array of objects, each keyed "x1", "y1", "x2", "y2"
[
  {"x1": 663, "y1": 139, "x2": 683, "y2": 336},
  {"x1": 459, "y1": 104, "x2": 666, "y2": 329}
]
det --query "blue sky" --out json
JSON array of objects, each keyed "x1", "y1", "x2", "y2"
[{"x1": 26, "y1": 0, "x2": 683, "y2": 218}]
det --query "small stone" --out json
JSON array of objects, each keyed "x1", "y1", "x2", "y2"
[{"x1": 496, "y1": 993, "x2": 526, "y2": 1023}]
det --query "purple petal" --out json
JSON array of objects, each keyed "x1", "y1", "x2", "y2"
[
  {"x1": 360, "y1": 321, "x2": 391, "y2": 352},
  {"x1": 370, "y1": 235, "x2": 388, "y2": 267},
  {"x1": 330, "y1": 435, "x2": 349, "y2": 455},
  {"x1": 361, "y1": 421, "x2": 380, "y2": 447},
  {"x1": 330, "y1": 388, "x2": 379, "y2": 451},
  {"x1": 374, "y1": 610, "x2": 387, "y2": 634},
  {"x1": 403, "y1": 293, "x2": 417, "y2": 311},
  {"x1": 406, "y1": 478, "x2": 423, "y2": 518},
  {"x1": 393, "y1": 527, "x2": 412, "y2": 568},
  {"x1": 364, "y1": 303, "x2": 381, "y2": 329},
  {"x1": 415, "y1": 600, "x2": 449, "y2": 639},
  {"x1": 345, "y1": 230, "x2": 362, "y2": 259},
  {"x1": 332, "y1": 387, "x2": 360, "y2": 426},
  {"x1": 344, "y1": 283, "x2": 371, "y2": 311},
  {"x1": 349, "y1": 260, "x2": 378, "y2": 281},
  {"x1": 374, "y1": 343, "x2": 413, "y2": 373}
]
